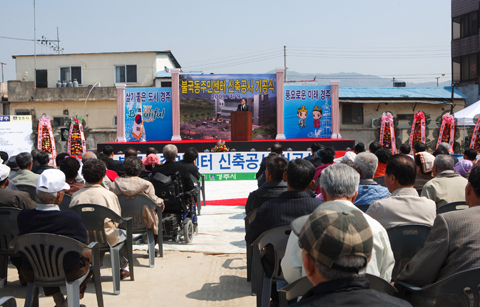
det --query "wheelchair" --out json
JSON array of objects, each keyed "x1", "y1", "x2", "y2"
[{"x1": 150, "y1": 171, "x2": 198, "y2": 244}]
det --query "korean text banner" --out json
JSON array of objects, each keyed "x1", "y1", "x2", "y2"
[
  {"x1": 125, "y1": 88, "x2": 172, "y2": 141},
  {"x1": 284, "y1": 85, "x2": 332, "y2": 139},
  {"x1": 179, "y1": 74, "x2": 277, "y2": 140},
  {"x1": 0, "y1": 115, "x2": 33, "y2": 157}
]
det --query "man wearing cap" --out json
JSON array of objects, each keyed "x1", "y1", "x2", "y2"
[
  {"x1": 17, "y1": 169, "x2": 92, "y2": 307},
  {"x1": 366, "y1": 154, "x2": 436, "y2": 230},
  {"x1": 9, "y1": 152, "x2": 39, "y2": 187},
  {"x1": 282, "y1": 164, "x2": 395, "y2": 284},
  {"x1": 290, "y1": 209, "x2": 410, "y2": 306}
]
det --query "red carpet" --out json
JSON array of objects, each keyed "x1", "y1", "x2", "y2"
[{"x1": 207, "y1": 198, "x2": 247, "y2": 206}]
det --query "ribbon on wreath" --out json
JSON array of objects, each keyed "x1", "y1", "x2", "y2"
[
  {"x1": 379, "y1": 112, "x2": 397, "y2": 153},
  {"x1": 67, "y1": 115, "x2": 87, "y2": 156},
  {"x1": 436, "y1": 113, "x2": 455, "y2": 154},
  {"x1": 470, "y1": 115, "x2": 480, "y2": 153},
  {"x1": 408, "y1": 111, "x2": 426, "y2": 154},
  {"x1": 37, "y1": 115, "x2": 57, "y2": 167}
]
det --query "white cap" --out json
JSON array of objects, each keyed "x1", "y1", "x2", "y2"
[
  {"x1": 36, "y1": 169, "x2": 70, "y2": 193},
  {"x1": 0, "y1": 164, "x2": 10, "y2": 181}
]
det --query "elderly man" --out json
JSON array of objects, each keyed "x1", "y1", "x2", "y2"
[
  {"x1": 9, "y1": 152, "x2": 39, "y2": 186},
  {"x1": 256, "y1": 142, "x2": 283, "y2": 187},
  {"x1": 421, "y1": 154, "x2": 468, "y2": 208},
  {"x1": 32, "y1": 151, "x2": 54, "y2": 174},
  {"x1": 70, "y1": 159, "x2": 130, "y2": 279},
  {"x1": 59, "y1": 157, "x2": 84, "y2": 196},
  {"x1": 103, "y1": 145, "x2": 124, "y2": 176},
  {"x1": 245, "y1": 155, "x2": 288, "y2": 214},
  {"x1": 78, "y1": 152, "x2": 112, "y2": 190},
  {"x1": 152, "y1": 144, "x2": 194, "y2": 191},
  {"x1": 413, "y1": 142, "x2": 427, "y2": 154},
  {"x1": 179, "y1": 147, "x2": 201, "y2": 180},
  {"x1": 396, "y1": 166, "x2": 480, "y2": 299},
  {"x1": 289, "y1": 209, "x2": 410, "y2": 306},
  {"x1": 282, "y1": 164, "x2": 395, "y2": 283},
  {"x1": 353, "y1": 152, "x2": 389, "y2": 209},
  {"x1": 17, "y1": 169, "x2": 92, "y2": 307},
  {"x1": 366, "y1": 154, "x2": 436, "y2": 230},
  {"x1": 304, "y1": 142, "x2": 323, "y2": 168}
]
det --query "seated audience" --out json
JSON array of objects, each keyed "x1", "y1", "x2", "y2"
[
  {"x1": 463, "y1": 147, "x2": 477, "y2": 162},
  {"x1": 354, "y1": 142, "x2": 366, "y2": 155},
  {"x1": 245, "y1": 158, "x2": 321, "y2": 245},
  {"x1": 98, "y1": 153, "x2": 119, "y2": 182},
  {"x1": 421, "y1": 154, "x2": 468, "y2": 208},
  {"x1": 369, "y1": 141, "x2": 382, "y2": 154},
  {"x1": 413, "y1": 142, "x2": 427, "y2": 154},
  {"x1": 146, "y1": 147, "x2": 158, "y2": 156},
  {"x1": 304, "y1": 142, "x2": 324, "y2": 168},
  {"x1": 335, "y1": 151, "x2": 356, "y2": 164},
  {"x1": 140, "y1": 153, "x2": 161, "y2": 179},
  {"x1": 152, "y1": 144, "x2": 194, "y2": 191},
  {"x1": 437, "y1": 142, "x2": 459, "y2": 164},
  {"x1": 455, "y1": 159, "x2": 473, "y2": 177},
  {"x1": 256, "y1": 143, "x2": 283, "y2": 187},
  {"x1": 282, "y1": 163, "x2": 395, "y2": 283},
  {"x1": 353, "y1": 153, "x2": 389, "y2": 209},
  {"x1": 70, "y1": 159, "x2": 130, "y2": 279},
  {"x1": 396, "y1": 166, "x2": 480, "y2": 292},
  {"x1": 59, "y1": 157, "x2": 84, "y2": 196},
  {"x1": 373, "y1": 148, "x2": 392, "y2": 178},
  {"x1": 18, "y1": 169, "x2": 92, "y2": 307},
  {"x1": 6, "y1": 156, "x2": 19, "y2": 177},
  {"x1": 79, "y1": 152, "x2": 112, "y2": 190},
  {"x1": 55, "y1": 153, "x2": 70, "y2": 168},
  {"x1": 32, "y1": 151, "x2": 54, "y2": 174},
  {"x1": 179, "y1": 147, "x2": 201, "y2": 180},
  {"x1": 366, "y1": 154, "x2": 436, "y2": 229},
  {"x1": 287, "y1": 209, "x2": 409, "y2": 307},
  {"x1": 30, "y1": 149, "x2": 41, "y2": 170},
  {"x1": 9, "y1": 152, "x2": 39, "y2": 186},
  {"x1": 102, "y1": 145, "x2": 125, "y2": 176},
  {"x1": 413, "y1": 151, "x2": 434, "y2": 189},
  {"x1": 0, "y1": 151, "x2": 8, "y2": 164},
  {"x1": 245, "y1": 155, "x2": 288, "y2": 214},
  {"x1": 110, "y1": 157, "x2": 163, "y2": 247},
  {"x1": 124, "y1": 147, "x2": 138, "y2": 158},
  {"x1": 399, "y1": 143, "x2": 413, "y2": 158},
  {"x1": 313, "y1": 147, "x2": 335, "y2": 194}
]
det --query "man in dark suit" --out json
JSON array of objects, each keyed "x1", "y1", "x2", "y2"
[
  {"x1": 236, "y1": 99, "x2": 249, "y2": 111},
  {"x1": 245, "y1": 155, "x2": 288, "y2": 214},
  {"x1": 103, "y1": 145, "x2": 125, "y2": 176},
  {"x1": 255, "y1": 142, "x2": 283, "y2": 187},
  {"x1": 31, "y1": 151, "x2": 54, "y2": 175},
  {"x1": 304, "y1": 142, "x2": 324, "y2": 168},
  {"x1": 179, "y1": 147, "x2": 201, "y2": 180},
  {"x1": 396, "y1": 165, "x2": 480, "y2": 288},
  {"x1": 152, "y1": 144, "x2": 194, "y2": 191}
]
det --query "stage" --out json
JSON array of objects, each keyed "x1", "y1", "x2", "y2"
[{"x1": 97, "y1": 138, "x2": 355, "y2": 154}]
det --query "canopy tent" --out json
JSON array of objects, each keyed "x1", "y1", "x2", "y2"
[{"x1": 454, "y1": 99, "x2": 480, "y2": 126}]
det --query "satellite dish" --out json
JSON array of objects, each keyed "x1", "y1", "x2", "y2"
[{"x1": 474, "y1": 114, "x2": 480, "y2": 124}]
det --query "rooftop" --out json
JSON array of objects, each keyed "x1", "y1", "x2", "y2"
[{"x1": 339, "y1": 87, "x2": 467, "y2": 99}]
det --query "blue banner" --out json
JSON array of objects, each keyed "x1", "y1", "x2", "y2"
[
  {"x1": 284, "y1": 85, "x2": 332, "y2": 139},
  {"x1": 125, "y1": 88, "x2": 173, "y2": 141}
]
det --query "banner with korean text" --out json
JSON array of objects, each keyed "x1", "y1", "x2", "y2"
[
  {"x1": 179, "y1": 74, "x2": 277, "y2": 140},
  {"x1": 0, "y1": 115, "x2": 33, "y2": 157},
  {"x1": 284, "y1": 85, "x2": 332, "y2": 139},
  {"x1": 124, "y1": 88, "x2": 172, "y2": 141}
]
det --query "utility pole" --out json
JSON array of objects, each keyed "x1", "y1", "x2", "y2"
[
  {"x1": 436, "y1": 77, "x2": 440, "y2": 87},
  {"x1": 0, "y1": 62, "x2": 6, "y2": 83},
  {"x1": 392, "y1": 77, "x2": 395, "y2": 86},
  {"x1": 57, "y1": 27, "x2": 60, "y2": 54},
  {"x1": 451, "y1": 82, "x2": 457, "y2": 114},
  {"x1": 33, "y1": 0, "x2": 37, "y2": 86},
  {"x1": 284, "y1": 45, "x2": 287, "y2": 82}
]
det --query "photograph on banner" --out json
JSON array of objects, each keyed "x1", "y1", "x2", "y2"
[
  {"x1": 0, "y1": 115, "x2": 33, "y2": 157},
  {"x1": 125, "y1": 88, "x2": 172, "y2": 141},
  {"x1": 114, "y1": 150, "x2": 311, "y2": 181},
  {"x1": 284, "y1": 85, "x2": 332, "y2": 139},
  {"x1": 179, "y1": 74, "x2": 277, "y2": 140}
]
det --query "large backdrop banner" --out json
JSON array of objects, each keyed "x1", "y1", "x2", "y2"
[
  {"x1": 125, "y1": 87, "x2": 172, "y2": 141},
  {"x1": 284, "y1": 85, "x2": 332, "y2": 139},
  {"x1": 179, "y1": 74, "x2": 277, "y2": 140}
]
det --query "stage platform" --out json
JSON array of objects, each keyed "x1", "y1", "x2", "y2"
[{"x1": 97, "y1": 138, "x2": 355, "y2": 154}]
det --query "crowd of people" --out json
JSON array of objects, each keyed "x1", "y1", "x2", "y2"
[
  {"x1": 245, "y1": 141, "x2": 480, "y2": 306},
  {"x1": 0, "y1": 144, "x2": 201, "y2": 306}
]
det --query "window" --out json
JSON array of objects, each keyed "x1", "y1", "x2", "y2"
[
  {"x1": 113, "y1": 116, "x2": 117, "y2": 127},
  {"x1": 342, "y1": 103, "x2": 363, "y2": 124},
  {"x1": 59, "y1": 66, "x2": 82, "y2": 84},
  {"x1": 53, "y1": 116, "x2": 69, "y2": 127},
  {"x1": 115, "y1": 65, "x2": 137, "y2": 83},
  {"x1": 36, "y1": 70, "x2": 47, "y2": 88},
  {"x1": 452, "y1": 11, "x2": 479, "y2": 40},
  {"x1": 15, "y1": 109, "x2": 31, "y2": 115},
  {"x1": 397, "y1": 114, "x2": 414, "y2": 121},
  {"x1": 161, "y1": 81, "x2": 172, "y2": 88},
  {"x1": 453, "y1": 53, "x2": 478, "y2": 82}
]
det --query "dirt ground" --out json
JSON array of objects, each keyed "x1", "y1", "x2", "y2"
[{"x1": 0, "y1": 250, "x2": 255, "y2": 307}]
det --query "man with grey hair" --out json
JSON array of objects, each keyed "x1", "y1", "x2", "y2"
[
  {"x1": 152, "y1": 144, "x2": 194, "y2": 191},
  {"x1": 9, "y1": 152, "x2": 39, "y2": 186},
  {"x1": 77, "y1": 151, "x2": 112, "y2": 190},
  {"x1": 282, "y1": 163, "x2": 395, "y2": 283},
  {"x1": 354, "y1": 153, "x2": 389, "y2": 210},
  {"x1": 421, "y1": 154, "x2": 468, "y2": 208}
]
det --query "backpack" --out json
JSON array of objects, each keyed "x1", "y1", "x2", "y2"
[{"x1": 150, "y1": 172, "x2": 179, "y2": 199}]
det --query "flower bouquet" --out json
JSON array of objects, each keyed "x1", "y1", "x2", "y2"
[
  {"x1": 213, "y1": 140, "x2": 228, "y2": 152},
  {"x1": 408, "y1": 111, "x2": 426, "y2": 153},
  {"x1": 436, "y1": 113, "x2": 455, "y2": 154},
  {"x1": 379, "y1": 112, "x2": 397, "y2": 152},
  {"x1": 68, "y1": 115, "x2": 87, "y2": 156}
]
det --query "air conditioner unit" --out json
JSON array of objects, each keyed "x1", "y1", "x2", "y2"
[{"x1": 372, "y1": 118, "x2": 380, "y2": 128}]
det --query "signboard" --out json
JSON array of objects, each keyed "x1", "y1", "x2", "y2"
[
  {"x1": 114, "y1": 151, "x2": 311, "y2": 181},
  {"x1": 179, "y1": 74, "x2": 277, "y2": 140},
  {"x1": 0, "y1": 115, "x2": 33, "y2": 157},
  {"x1": 125, "y1": 88, "x2": 172, "y2": 141},
  {"x1": 284, "y1": 85, "x2": 332, "y2": 139}
]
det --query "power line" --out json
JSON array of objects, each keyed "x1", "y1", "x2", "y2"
[{"x1": 0, "y1": 35, "x2": 35, "y2": 42}]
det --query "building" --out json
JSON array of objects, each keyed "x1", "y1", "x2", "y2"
[
  {"x1": 7, "y1": 51, "x2": 181, "y2": 150},
  {"x1": 452, "y1": 0, "x2": 479, "y2": 106},
  {"x1": 339, "y1": 87, "x2": 467, "y2": 148}
]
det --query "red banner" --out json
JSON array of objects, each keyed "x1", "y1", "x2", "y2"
[{"x1": 379, "y1": 112, "x2": 397, "y2": 153}]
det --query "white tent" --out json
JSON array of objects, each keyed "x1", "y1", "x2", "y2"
[{"x1": 454, "y1": 99, "x2": 480, "y2": 126}]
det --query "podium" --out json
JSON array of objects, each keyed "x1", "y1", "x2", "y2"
[{"x1": 231, "y1": 111, "x2": 252, "y2": 141}]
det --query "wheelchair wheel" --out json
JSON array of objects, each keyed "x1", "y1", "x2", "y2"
[{"x1": 183, "y1": 218, "x2": 194, "y2": 244}]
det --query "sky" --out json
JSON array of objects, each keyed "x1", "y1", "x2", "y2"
[{"x1": 0, "y1": 0, "x2": 451, "y2": 84}]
